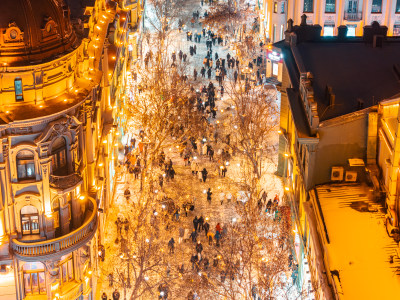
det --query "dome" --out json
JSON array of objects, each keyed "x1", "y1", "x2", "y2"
[{"x1": 0, "y1": 0, "x2": 79, "y2": 66}]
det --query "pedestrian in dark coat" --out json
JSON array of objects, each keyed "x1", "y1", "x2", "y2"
[
  {"x1": 215, "y1": 231, "x2": 221, "y2": 247},
  {"x1": 201, "y1": 168, "x2": 208, "y2": 182},
  {"x1": 101, "y1": 292, "x2": 108, "y2": 300},
  {"x1": 234, "y1": 70, "x2": 238, "y2": 84},
  {"x1": 193, "y1": 216, "x2": 199, "y2": 231},
  {"x1": 112, "y1": 290, "x2": 120, "y2": 300},
  {"x1": 207, "y1": 68, "x2": 212, "y2": 79},
  {"x1": 201, "y1": 67, "x2": 206, "y2": 77},
  {"x1": 207, "y1": 188, "x2": 212, "y2": 203},
  {"x1": 198, "y1": 216, "x2": 204, "y2": 232},
  {"x1": 168, "y1": 238, "x2": 175, "y2": 253},
  {"x1": 190, "y1": 229, "x2": 198, "y2": 243},
  {"x1": 203, "y1": 221, "x2": 210, "y2": 236},
  {"x1": 196, "y1": 241, "x2": 203, "y2": 259},
  {"x1": 190, "y1": 253, "x2": 198, "y2": 270}
]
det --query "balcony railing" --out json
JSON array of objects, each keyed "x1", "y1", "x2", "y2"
[
  {"x1": 49, "y1": 173, "x2": 83, "y2": 190},
  {"x1": 343, "y1": 12, "x2": 362, "y2": 21},
  {"x1": 11, "y1": 197, "x2": 97, "y2": 261}
]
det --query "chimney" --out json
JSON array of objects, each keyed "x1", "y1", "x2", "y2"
[
  {"x1": 337, "y1": 25, "x2": 348, "y2": 40},
  {"x1": 325, "y1": 85, "x2": 335, "y2": 106},
  {"x1": 357, "y1": 99, "x2": 364, "y2": 110}
]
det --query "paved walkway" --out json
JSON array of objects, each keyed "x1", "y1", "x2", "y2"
[{"x1": 96, "y1": 1, "x2": 290, "y2": 299}]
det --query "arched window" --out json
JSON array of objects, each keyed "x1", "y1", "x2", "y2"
[
  {"x1": 21, "y1": 205, "x2": 39, "y2": 235},
  {"x1": 51, "y1": 137, "x2": 67, "y2": 175},
  {"x1": 16, "y1": 150, "x2": 35, "y2": 180}
]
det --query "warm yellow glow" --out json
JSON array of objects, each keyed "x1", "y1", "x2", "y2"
[
  {"x1": 63, "y1": 99, "x2": 67, "y2": 102},
  {"x1": 5, "y1": 111, "x2": 9, "y2": 114},
  {"x1": 51, "y1": 283, "x2": 59, "y2": 291},
  {"x1": 112, "y1": 56, "x2": 116, "y2": 60},
  {"x1": 96, "y1": 26, "x2": 101, "y2": 30},
  {"x1": 102, "y1": 140, "x2": 107, "y2": 144},
  {"x1": 284, "y1": 187, "x2": 290, "y2": 191},
  {"x1": 284, "y1": 153, "x2": 289, "y2": 157},
  {"x1": 116, "y1": 132, "x2": 120, "y2": 136},
  {"x1": 379, "y1": 128, "x2": 394, "y2": 156},
  {"x1": 98, "y1": 163, "x2": 104, "y2": 167},
  {"x1": 79, "y1": 195, "x2": 85, "y2": 201},
  {"x1": 278, "y1": 130, "x2": 282, "y2": 134},
  {"x1": 39, "y1": 105, "x2": 43, "y2": 108}
]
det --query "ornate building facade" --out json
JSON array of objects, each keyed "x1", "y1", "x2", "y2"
[
  {"x1": 0, "y1": 0, "x2": 142, "y2": 299},
  {"x1": 259, "y1": 0, "x2": 400, "y2": 45}
]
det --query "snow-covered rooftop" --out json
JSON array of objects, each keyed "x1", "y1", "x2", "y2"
[{"x1": 314, "y1": 184, "x2": 400, "y2": 299}]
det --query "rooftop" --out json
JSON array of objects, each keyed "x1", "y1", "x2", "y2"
[
  {"x1": 274, "y1": 21, "x2": 400, "y2": 121},
  {"x1": 313, "y1": 184, "x2": 400, "y2": 299}
]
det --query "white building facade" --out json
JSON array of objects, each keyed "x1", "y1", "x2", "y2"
[{"x1": 288, "y1": 0, "x2": 400, "y2": 36}]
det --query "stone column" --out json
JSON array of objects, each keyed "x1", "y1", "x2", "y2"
[{"x1": 40, "y1": 159, "x2": 55, "y2": 239}]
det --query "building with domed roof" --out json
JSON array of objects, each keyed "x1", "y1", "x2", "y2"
[{"x1": 0, "y1": 0, "x2": 142, "y2": 299}]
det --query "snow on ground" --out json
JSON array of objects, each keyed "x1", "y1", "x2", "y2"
[
  {"x1": 97, "y1": 1, "x2": 293, "y2": 299},
  {"x1": 314, "y1": 184, "x2": 400, "y2": 299}
]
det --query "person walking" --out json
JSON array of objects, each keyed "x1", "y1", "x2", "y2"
[
  {"x1": 193, "y1": 216, "x2": 199, "y2": 231},
  {"x1": 101, "y1": 292, "x2": 108, "y2": 300},
  {"x1": 201, "y1": 168, "x2": 208, "y2": 182},
  {"x1": 196, "y1": 241, "x2": 203, "y2": 260},
  {"x1": 207, "y1": 68, "x2": 212, "y2": 79},
  {"x1": 112, "y1": 290, "x2": 120, "y2": 300},
  {"x1": 207, "y1": 188, "x2": 212, "y2": 204},
  {"x1": 215, "y1": 230, "x2": 221, "y2": 247},
  {"x1": 204, "y1": 220, "x2": 210, "y2": 236},
  {"x1": 216, "y1": 222, "x2": 222, "y2": 233},
  {"x1": 198, "y1": 215, "x2": 204, "y2": 232},
  {"x1": 207, "y1": 231, "x2": 214, "y2": 245},
  {"x1": 234, "y1": 70, "x2": 238, "y2": 84},
  {"x1": 190, "y1": 253, "x2": 198, "y2": 270},
  {"x1": 190, "y1": 229, "x2": 198, "y2": 243},
  {"x1": 168, "y1": 237, "x2": 175, "y2": 254},
  {"x1": 179, "y1": 227, "x2": 185, "y2": 244},
  {"x1": 219, "y1": 192, "x2": 225, "y2": 205},
  {"x1": 201, "y1": 67, "x2": 206, "y2": 77},
  {"x1": 222, "y1": 165, "x2": 227, "y2": 177}
]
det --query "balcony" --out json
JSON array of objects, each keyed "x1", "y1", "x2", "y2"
[
  {"x1": 343, "y1": 12, "x2": 362, "y2": 21},
  {"x1": 49, "y1": 173, "x2": 83, "y2": 191},
  {"x1": 11, "y1": 197, "x2": 97, "y2": 261}
]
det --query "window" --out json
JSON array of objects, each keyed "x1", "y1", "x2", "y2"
[
  {"x1": 281, "y1": 1, "x2": 285, "y2": 13},
  {"x1": 21, "y1": 205, "x2": 39, "y2": 235},
  {"x1": 274, "y1": 2, "x2": 278, "y2": 13},
  {"x1": 348, "y1": 0, "x2": 358, "y2": 13},
  {"x1": 394, "y1": 25, "x2": 400, "y2": 36},
  {"x1": 14, "y1": 78, "x2": 23, "y2": 101},
  {"x1": 325, "y1": 0, "x2": 335, "y2": 12},
  {"x1": 17, "y1": 150, "x2": 35, "y2": 180},
  {"x1": 272, "y1": 63, "x2": 279, "y2": 76},
  {"x1": 371, "y1": 0, "x2": 382, "y2": 13},
  {"x1": 303, "y1": 0, "x2": 313, "y2": 12},
  {"x1": 396, "y1": 0, "x2": 400, "y2": 13},
  {"x1": 347, "y1": 25, "x2": 356, "y2": 36},
  {"x1": 323, "y1": 25, "x2": 334, "y2": 36},
  {"x1": 280, "y1": 25, "x2": 284, "y2": 40},
  {"x1": 273, "y1": 24, "x2": 277, "y2": 42},
  {"x1": 23, "y1": 262, "x2": 46, "y2": 295},
  {"x1": 50, "y1": 137, "x2": 67, "y2": 175},
  {"x1": 60, "y1": 255, "x2": 74, "y2": 284}
]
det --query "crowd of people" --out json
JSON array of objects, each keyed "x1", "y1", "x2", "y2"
[{"x1": 100, "y1": 0, "x2": 289, "y2": 298}]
